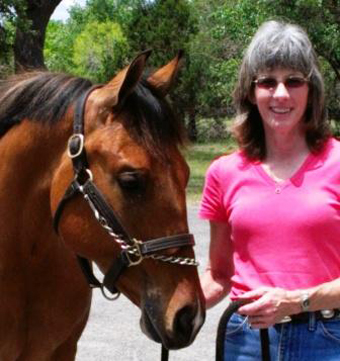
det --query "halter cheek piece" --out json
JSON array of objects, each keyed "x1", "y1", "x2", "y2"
[{"x1": 53, "y1": 85, "x2": 198, "y2": 300}]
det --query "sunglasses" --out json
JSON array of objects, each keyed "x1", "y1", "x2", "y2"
[{"x1": 253, "y1": 76, "x2": 309, "y2": 90}]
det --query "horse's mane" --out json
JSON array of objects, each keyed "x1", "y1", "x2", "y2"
[
  {"x1": 0, "y1": 71, "x2": 186, "y2": 156},
  {"x1": 0, "y1": 72, "x2": 93, "y2": 137}
]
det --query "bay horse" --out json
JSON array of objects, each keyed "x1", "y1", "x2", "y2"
[{"x1": 0, "y1": 51, "x2": 205, "y2": 360}]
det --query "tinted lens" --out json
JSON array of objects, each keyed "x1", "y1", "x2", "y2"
[
  {"x1": 285, "y1": 77, "x2": 307, "y2": 88},
  {"x1": 256, "y1": 78, "x2": 277, "y2": 89},
  {"x1": 254, "y1": 76, "x2": 307, "y2": 89}
]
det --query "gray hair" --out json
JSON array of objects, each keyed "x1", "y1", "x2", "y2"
[
  {"x1": 233, "y1": 20, "x2": 329, "y2": 160},
  {"x1": 246, "y1": 21, "x2": 315, "y2": 77}
]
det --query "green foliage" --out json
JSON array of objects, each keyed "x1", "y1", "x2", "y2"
[
  {"x1": 18, "y1": 0, "x2": 340, "y2": 140},
  {"x1": 182, "y1": 0, "x2": 269, "y2": 119},
  {"x1": 121, "y1": 0, "x2": 195, "y2": 67},
  {"x1": 0, "y1": 0, "x2": 28, "y2": 70},
  {"x1": 44, "y1": 20, "x2": 75, "y2": 72},
  {"x1": 72, "y1": 21, "x2": 129, "y2": 82}
]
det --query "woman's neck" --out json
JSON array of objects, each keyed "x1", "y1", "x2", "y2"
[
  {"x1": 264, "y1": 128, "x2": 309, "y2": 162},
  {"x1": 262, "y1": 129, "x2": 310, "y2": 182}
]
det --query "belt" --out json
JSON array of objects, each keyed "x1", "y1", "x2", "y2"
[{"x1": 278, "y1": 309, "x2": 340, "y2": 324}]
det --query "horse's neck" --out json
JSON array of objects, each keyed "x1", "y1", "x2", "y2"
[{"x1": 0, "y1": 119, "x2": 71, "y2": 258}]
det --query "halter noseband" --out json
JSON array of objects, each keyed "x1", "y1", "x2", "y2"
[{"x1": 53, "y1": 85, "x2": 198, "y2": 299}]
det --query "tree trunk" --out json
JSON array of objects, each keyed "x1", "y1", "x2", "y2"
[
  {"x1": 187, "y1": 106, "x2": 197, "y2": 142},
  {"x1": 14, "y1": 0, "x2": 62, "y2": 72}
]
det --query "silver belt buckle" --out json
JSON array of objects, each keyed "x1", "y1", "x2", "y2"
[
  {"x1": 321, "y1": 309, "x2": 335, "y2": 319},
  {"x1": 278, "y1": 315, "x2": 292, "y2": 323}
]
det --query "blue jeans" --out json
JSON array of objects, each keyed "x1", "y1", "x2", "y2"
[{"x1": 224, "y1": 313, "x2": 340, "y2": 360}]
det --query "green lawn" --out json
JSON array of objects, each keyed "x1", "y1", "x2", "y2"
[{"x1": 184, "y1": 141, "x2": 236, "y2": 204}]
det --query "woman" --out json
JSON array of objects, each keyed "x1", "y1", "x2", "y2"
[{"x1": 199, "y1": 20, "x2": 340, "y2": 360}]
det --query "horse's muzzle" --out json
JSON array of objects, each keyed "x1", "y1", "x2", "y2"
[{"x1": 140, "y1": 298, "x2": 205, "y2": 350}]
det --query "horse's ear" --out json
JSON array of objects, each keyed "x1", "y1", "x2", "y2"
[
  {"x1": 105, "y1": 50, "x2": 152, "y2": 107},
  {"x1": 147, "y1": 50, "x2": 184, "y2": 97}
]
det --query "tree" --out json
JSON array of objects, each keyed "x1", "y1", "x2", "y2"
[
  {"x1": 42, "y1": 0, "x2": 340, "y2": 140},
  {"x1": 44, "y1": 20, "x2": 74, "y2": 72},
  {"x1": 73, "y1": 21, "x2": 129, "y2": 82},
  {"x1": 61, "y1": 0, "x2": 197, "y2": 136},
  {"x1": 0, "y1": 0, "x2": 62, "y2": 72},
  {"x1": 0, "y1": 0, "x2": 26, "y2": 74},
  {"x1": 14, "y1": 0, "x2": 62, "y2": 71},
  {"x1": 118, "y1": 0, "x2": 199, "y2": 138},
  {"x1": 177, "y1": 0, "x2": 269, "y2": 140}
]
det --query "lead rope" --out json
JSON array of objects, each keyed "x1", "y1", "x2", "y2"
[
  {"x1": 215, "y1": 301, "x2": 270, "y2": 361},
  {"x1": 161, "y1": 345, "x2": 169, "y2": 361}
]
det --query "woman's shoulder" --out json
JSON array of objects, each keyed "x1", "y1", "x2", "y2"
[
  {"x1": 207, "y1": 149, "x2": 252, "y2": 175},
  {"x1": 329, "y1": 136, "x2": 340, "y2": 151},
  {"x1": 320, "y1": 137, "x2": 340, "y2": 159},
  {"x1": 312, "y1": 137, "x2": 340, "y2": 169}
]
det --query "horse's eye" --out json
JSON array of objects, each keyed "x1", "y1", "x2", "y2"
[{"x1": 117, "y1": 171, "x2": 146, "y2": 192}]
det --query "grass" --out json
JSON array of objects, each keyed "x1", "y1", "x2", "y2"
[{"x1": 184, "y1": 140, "x2": 237, "y2": 204}]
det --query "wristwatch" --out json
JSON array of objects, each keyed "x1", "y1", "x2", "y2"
[{"x1": 300, "y1": 292, "x2": 310, "y2": 312}]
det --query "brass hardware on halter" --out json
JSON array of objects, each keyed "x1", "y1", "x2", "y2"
[
  {"x1": 125, "y1": 239, "x2": 144, "y2": 266},
  {"x1": 67, "y1": 134, "x2": 84, "y2": 158}
]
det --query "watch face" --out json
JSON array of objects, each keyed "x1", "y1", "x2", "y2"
[{"x1": 301, "y1": 293, "x2": 310, "y2": 311}]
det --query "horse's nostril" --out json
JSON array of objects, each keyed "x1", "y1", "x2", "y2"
[{"x1": 174, "y1": 305, "x2": 196, "y2": 340}]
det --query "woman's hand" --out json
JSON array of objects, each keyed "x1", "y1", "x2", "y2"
[{"x1": 236, "y1": 287, "x2": 301, "y2": 328}]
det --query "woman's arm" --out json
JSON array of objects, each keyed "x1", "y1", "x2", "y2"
[{"x1": 200, "y1": 220, "x2": 234, "y2": 309}]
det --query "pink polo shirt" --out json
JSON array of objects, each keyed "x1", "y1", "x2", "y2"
[{"x1": 199, "y1": 137, "x2": 340, "y2": 299}]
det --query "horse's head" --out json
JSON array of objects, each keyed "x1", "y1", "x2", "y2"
[{"x1": 50, "y1": 51, "x2": 205, "y2": 349}]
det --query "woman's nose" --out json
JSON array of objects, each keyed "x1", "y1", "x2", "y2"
[{"x1": 272, "y1": 82, "x2": 290, "y2": 100}]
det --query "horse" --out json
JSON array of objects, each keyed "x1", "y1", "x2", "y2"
[{"x1": 0, "y1": 50, "x2": 205, "y2": 360}]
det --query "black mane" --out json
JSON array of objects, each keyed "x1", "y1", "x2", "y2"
[
  {"x1": 0, "y1": 72, "x2": 185, "y2": 154},
  {"x1": 0, "y1": 72, "x2": 92, "y2": 137}
]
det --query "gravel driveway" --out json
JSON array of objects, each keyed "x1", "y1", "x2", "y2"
[{"x1": 75, "y1": 205, "x2": 227, "y2": 361}]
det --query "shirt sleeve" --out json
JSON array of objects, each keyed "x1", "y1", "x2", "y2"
[{"x1": 199, "y1": 159, "x2": 227, "y2": 222}]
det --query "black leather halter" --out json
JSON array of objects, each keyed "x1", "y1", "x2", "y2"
[{"x1": 53, "y1": 85, "x2": 198, "y2": 298}]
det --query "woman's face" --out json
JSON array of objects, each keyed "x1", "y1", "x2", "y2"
[{"x1": 252, "y1": 68, "x2": 309, "y2": 136}]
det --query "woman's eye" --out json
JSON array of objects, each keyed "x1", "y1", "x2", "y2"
[
  {"x1": 117, "y1": 172, "x2": 146, "y2": 191},
  {"x1": 257, "y1": 78, "x2": 277, "y2": 88}
]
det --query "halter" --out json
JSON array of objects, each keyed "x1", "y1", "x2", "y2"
[{"x1": 53, "y1": 85, "x2": 198, "y2": 300}]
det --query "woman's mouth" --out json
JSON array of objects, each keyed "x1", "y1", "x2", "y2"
[{"x1": 270, "y1": 107, "x2": 291, "y2": 114}]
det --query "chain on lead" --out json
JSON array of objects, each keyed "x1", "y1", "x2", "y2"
[
  {"x1": 82, "y1": 193, "x2": 132, "y2": 250},
  {"x1": 81, "y1": 183, "x2": 198, "y2": 267},
  {"x1": 148, "y1": 254, "x2": 199, "y2": 266},
  {"x1": 82, "y1": 192, "x2": 143, "y2": 260}
]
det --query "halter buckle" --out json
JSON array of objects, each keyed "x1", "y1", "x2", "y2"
[
  {"x1": 67, "y1": 134, "x2": 84, "y2": 159},
  {"x1": 126, "y1": 239, "x2": 144, "y2": 266}
]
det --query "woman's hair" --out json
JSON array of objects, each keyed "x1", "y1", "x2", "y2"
[{"x1": 233, "y1": 20, "x2": 330, "y2": 160}]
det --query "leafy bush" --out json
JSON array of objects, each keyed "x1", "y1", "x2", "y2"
[
  {"x1": 72, "y1": 21, "x2": 129, "y2": 82},
  {"x1": 193, "y1": 117, "x2": 234, "y2": 142}
]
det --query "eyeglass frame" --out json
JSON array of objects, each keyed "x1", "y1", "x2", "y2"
[{"x1": 252, "y1": 75, "x2": 309, "y2": 91}]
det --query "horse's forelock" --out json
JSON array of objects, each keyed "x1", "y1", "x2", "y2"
[{"x1": 121, "y1": 80, "x2": 186, "y2": 158}]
